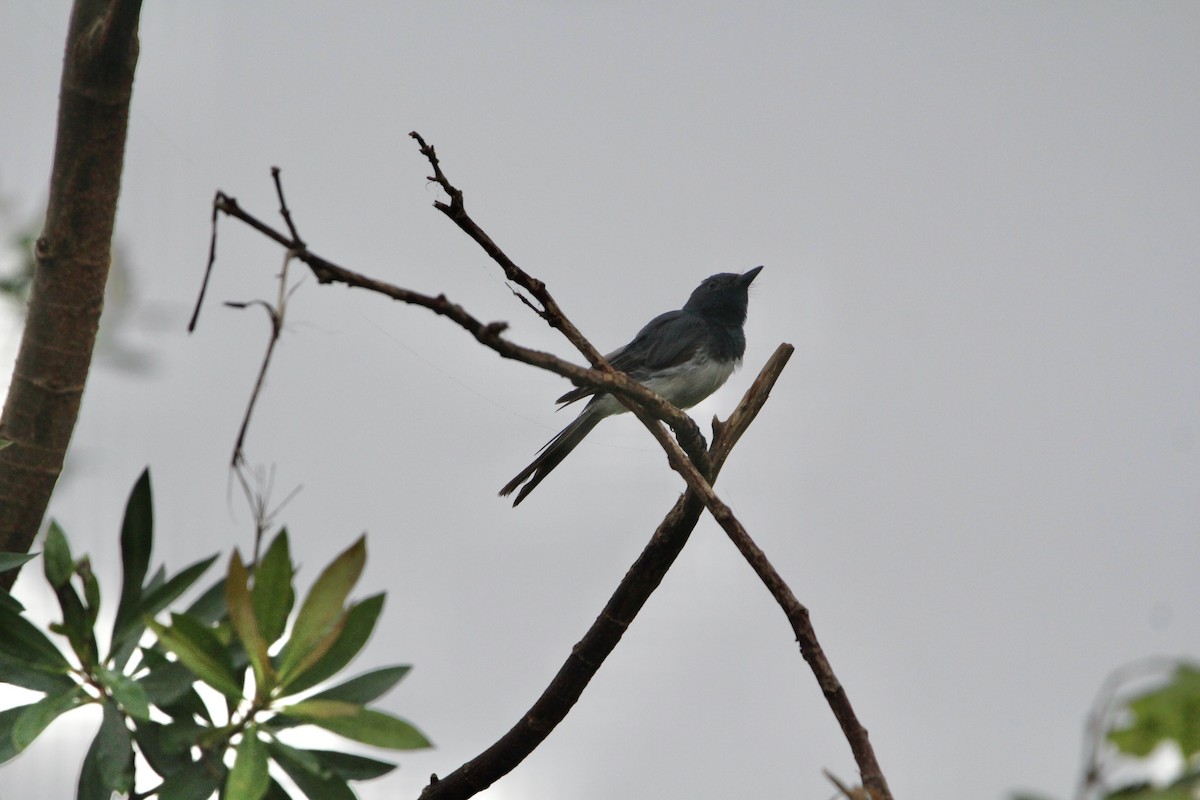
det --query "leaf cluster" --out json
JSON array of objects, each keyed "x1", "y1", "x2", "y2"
[{"x1": 0, "y1": 469, "x2": 429, "y2": 800}]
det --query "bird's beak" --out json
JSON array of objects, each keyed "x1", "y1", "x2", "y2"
[{"x1": 740, "y1": 265, "x2": 764, "y2": 286}]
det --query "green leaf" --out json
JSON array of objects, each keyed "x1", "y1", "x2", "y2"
[
  {"x1": 96, "y1": 667, "x2": 151, "y2": 721},
  {"x1": 132, "y1": 719, "x2": 197, "y2": 779},
  {"x1": 307, "y1": 666, "x2": 411, "y2": 706},
  {"x1": 307, "y1": 749, "x2": 397, "y2": 781},
  {"x1": 77, "y1": 724, "x2": 107, "y2": 800},
  {"x1": 111, "y1": 554, "x2": 219, "y2": 670},
  {"x1": 227, "y1": 551, "x2": 274, "y2": 698},
  {"x1": 0, "y1": 704, "x2": 32, "y2": 764},
  {"x1": 253, "y1": 530, "x2": 294, "y2": 646},
  {"x1": 267, "y1": 739, "x2": 356, "y2": 800},
  {"x1": 0, "y1": 603, "x2": 72, "y2": 672},
  {"x1": 280, "y1": 701, "x2": 431, "y2": 750},
  {"x1": 279, "y1": 593, "x2": 384, "y2": 697},
  {"x1": 157, "y1": 759, "x2": 226, "y2": 800},
  {"x1": 80, "y1": 560, "x2": 101, "y2": 629},
  {"x1": 185, "y1": 576, "x2": 228, "y2": 624},
  {"x1": 0, "y1": 551, "x2": 38, "y2": 573},
  {"x1": 139, "y1": 555, "x2": 221, "y2": 619},
  {"x1": 0, "y1": 586, "x2": 25, "y2": 613},
  {"x1": 42, "y1": 521, "x2": 74, "y2": 589},
  {"x1": 12, "y1": 685, "x2": 87, "y2": 752},
  {"x1": 147, "y1": 614, "x2": 243, "y2": 700},
  {"x1": 276, "y1": 537, "x2": 365, "y2": 686},
  {"x1": 52, "y1": 579, "x2": 98, "y2": 668},
  {"x1": 262, "y1": 778, "x2": 293, "y2": 800},
  {"x1": 1109, "y1": 663, "x2": 1200, "y2": 758},
  {"x1": 0, "y1": 649, "x2": 77, "y2": 693},
  {"x1": 226, "y1": 725, "x2": 269, "y2": 800},
  {"x1": 136, "y1": 645, "x2": 216, "y2": 723},
  {"x1": 94, "y1": 700, "x2": 135, "y2": 794},
  {"x1": 112, "y1": 470, "x2": 153, "y2": 651},
  {"x1": 0, "y1": 437, "x2": 11, "y2": 450},
  {"x1": 137, "y1": 651, "x2": 201, "y2": 706}
]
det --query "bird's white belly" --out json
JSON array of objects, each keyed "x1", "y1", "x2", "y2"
[{"x1": 643, "y1": 354, "x2": 737, "y2": 410}]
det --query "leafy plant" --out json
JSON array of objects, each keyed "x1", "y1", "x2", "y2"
[{"x1": 0, "y1": 469, "x2": 429, "y2": 799}]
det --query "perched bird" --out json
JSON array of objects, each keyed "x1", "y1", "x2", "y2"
[{"x1": 500, "y1": 266, "x2": 763, "y2": 506}]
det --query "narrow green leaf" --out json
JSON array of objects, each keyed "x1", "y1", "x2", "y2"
[
  {"x1": 95, "y1": 700, "x2": 135, "y2": 794},
  {"x1": 0, "y1": 551, "x2": 38, "y2": 573},
  {"x1": 132, "y1": 720, "x2": 196, "y2": 779},
  {"x1": 80, "y1": 560, "x2": 101, "y2": 629},
  {"x1": 137, "y1": 653, "x2": 199, "y2": 706},
  {"x1": 227, "y1": 551, "x2": 274, "y2": 697},
  {"x1": 307, "y1": 666, "x2": 411, "y2": 706},
  {"x1": 53, "y1": 580, "x2": 98, "y2": 668},
  {"x1": 42, "y1": 521, "x2": 74, "y2": 589},
  {"x1": 0, "y1": 649, "x2": 77, "y2": 693},
  {"x1": 111, "y1": 554, "x2": 219, "y2": 670},
  {"x1": 112, "y1": 470, "x2": 153, "y2": 646},
  {"x1": 252, "y1": 530, "x2": 294, "y2": 646},
  {"x1": 157, "y1": 759, "x2": 226, "y2": 800},
  {"x1": 0, "y1": 704, "x2": 33, "y2": 764},
  {"x1": 276, "y1": 537, "x2": 365, "y2": 685},
  {"x1": 185, "y1": 576, "x2": 228, "y2": 624},
  {"x1": 147, "y1": 614, "x2": 243, "y2": 700},
  {"x1": 136, "y1": 645, "x2": 216, "y2": 723},
  {"x1": 77, "y1": 724, "x2": 107, "y2": 800},
  {"x1": 227, "y1": 725, "x2": 269, "y2": 800},
  {"x1": 0, "y1": 603, "x2": 72, "y2": 671},
  {"x1": 12, "y1": 685, "x2": 87, "y2": 751},
  {"x1": 279, "y1": 593, "x2": 384, "y2": 697},
  {"x1": 0, "y1": 587, "x2": 25, "y2": 613},
  {"x1": 0, "y1": 437, "x2": 11, "y2": 450},
  {"x1": 96, "y1": 667, "x2": 151, "y2": 721},
  {"x1": 267, "y1": 739, "x2": 356, "y2": 800},
  {"x1": 139, "y1": 555, "x2": 221, "y2": 619},
  {"x1": 280, "y1": 701, "x2": 431, "y2": 750},
  {"x1": 307, "y1": 749, "x2": 397, "y2": 781},
  {"x1": 262, "y1": 778, "x2": 293, "y2": 800}
]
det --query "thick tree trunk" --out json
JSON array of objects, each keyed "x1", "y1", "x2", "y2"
[{"x1": 0, "y1": 0, "x2": 142, "y2": 588}]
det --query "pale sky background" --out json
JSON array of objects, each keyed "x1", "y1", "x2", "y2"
[{"x1": 2, "y1": 3, "x2": 1199, "y2": 800}]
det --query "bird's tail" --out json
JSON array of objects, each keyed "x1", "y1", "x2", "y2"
[{"x1": 499, "y1": 408, "x2": 604, "y2": 506}]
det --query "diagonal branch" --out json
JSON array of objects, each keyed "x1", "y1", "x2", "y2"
[
  {"x1": 200, "y1": 149, "x2": 893, "y2": 799},
  {"x1": 419, "y1": 350, "x2": 790, "y2": 800},
  {"x1": 197, "y1": 186, "x2": 709, "y2": 465},
  {"x1": 405, "y1": 135, "x2": 894, "y2": 800}
]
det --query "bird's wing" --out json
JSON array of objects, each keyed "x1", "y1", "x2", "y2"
[{"x1": 555, "y1": 311, "x2": 703, "y2": 405}]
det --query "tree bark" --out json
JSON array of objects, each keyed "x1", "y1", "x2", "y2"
[{"x1": 0, "y1": 0, "x2": 143, "y2": 587}]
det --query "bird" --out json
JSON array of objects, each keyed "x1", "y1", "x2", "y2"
[{"x1": 500, "y1": 266, "x2": 763, "y2": 506}]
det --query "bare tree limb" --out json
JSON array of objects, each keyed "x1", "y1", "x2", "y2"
[
  {"x1": 417, "y1": 346, "x2": 791, "y2": 800},
  {"x1": 197, "y1": 184, "x2": 709, "y2": 465},
  {"x1": 0, "y1": 0, "x2": 143, "y2": 585},
  {"x1": 402, "y1": 136, "x2": 895, "y2": 797},
  {"x1": 202, "y1": 147, "x2": 892, "y2": 799}
]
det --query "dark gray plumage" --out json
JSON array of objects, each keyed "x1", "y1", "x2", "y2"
[{"x1": 500, "y1": 266, "x2": 763, "y2": 506}]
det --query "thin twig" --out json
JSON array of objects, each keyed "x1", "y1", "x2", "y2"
[{"x1": 271, "y1": 166, "x2": 304, "y2": 247}]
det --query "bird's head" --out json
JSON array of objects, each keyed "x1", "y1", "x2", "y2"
[{"x1": 682, "y1": 265, "x2": 763, "y2": 324}]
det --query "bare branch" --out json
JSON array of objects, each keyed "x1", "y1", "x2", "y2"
[
  {"x1": 202, "y1": 155, "x2": 892, "y2": 799},
  {"x1": 419, "y1": 348, "x2": 791, "y2": 800},
  {"x1": 197, "y1": 185, "x2": 707, "y2": 458}
]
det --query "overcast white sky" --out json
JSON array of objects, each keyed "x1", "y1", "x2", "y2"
[{"x1": 2, "y1": 3, "x2": 1199, "y2": 799}]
